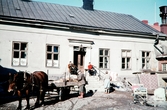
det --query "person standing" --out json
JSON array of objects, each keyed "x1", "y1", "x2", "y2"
[
  {"x1": 68, "y1": 61, "x2": 76, "y2": 74},
  {"x1": 104, "y1": 71, "x2": 112, "y2": 94},
  {"x1": 122, "y1": 77, "x2": 127, "y2": 88},
  {"x1": 77, "y1": 70, "x2": 86, "y2": 98},
  {"x1": 68, "y1": 61, "x2": 72, "y2": 73}
]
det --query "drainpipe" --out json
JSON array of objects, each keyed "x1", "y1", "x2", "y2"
[{"x1": 154, "y1": 34, "x2": 164, "y2": 55}]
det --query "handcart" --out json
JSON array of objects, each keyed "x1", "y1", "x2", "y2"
[{"x1": 131, "y1": 84, "x2": 147, "y2": 105}]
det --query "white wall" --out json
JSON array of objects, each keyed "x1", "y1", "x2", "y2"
[{"x1": 0, "y1": 24, "x2": 160, "y2": 78}]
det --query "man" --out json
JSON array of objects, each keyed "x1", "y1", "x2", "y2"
[
  {"x1": 77, "y1": 70, "x2": 86, "y2": 98},
  {"x1": 68, "y1": 61, "x2": 72, "y2": 73},
  {"x1": 68, "y1": 61, "x2": 78, "y2": 75}
]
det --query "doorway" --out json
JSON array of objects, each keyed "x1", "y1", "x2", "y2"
[{"x1": 73, "y1": 46, "x2": 86, "y2": 71}]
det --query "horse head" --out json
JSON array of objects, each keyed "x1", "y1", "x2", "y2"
[
  {"x1": 8, "y1": 73, "x2": 18, "y2": 93},
  {"x1": 8, "y1": 71, "x2": 30, "y2": 93}
]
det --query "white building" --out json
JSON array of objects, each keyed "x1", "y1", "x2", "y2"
[{"x1": 0, "y1": 0, "x2": 166, "y2": 78}]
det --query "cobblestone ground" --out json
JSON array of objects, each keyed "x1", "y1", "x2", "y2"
[{"x1": 0, "y1": 91, "x2": 166, "y2": 110}]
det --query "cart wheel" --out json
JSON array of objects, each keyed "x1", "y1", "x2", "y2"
[
  {"x1": 57, "y1": 88, "x2": 60, "y2": 93},
  {"x1": 64, "y1": 88, "x2": 70, "y2": 96},
  {"x1": 58, "y1": 88, "x2": 64, "y2": 101},
  {"x1": 143, "y1": 100, "x2": 147, "y2": 106},
  {"x1": 133, "y1": 99, "x2": 137, "y2": 104},
  {"x1": 140, "y1": 101, "x2": 144, "y2": 105}
]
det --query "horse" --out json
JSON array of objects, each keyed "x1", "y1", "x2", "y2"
[{"x1": 8, "y1": 71, "x2": 48, "y2": 110}]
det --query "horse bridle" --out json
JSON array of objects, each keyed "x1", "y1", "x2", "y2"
[{"x1": 11, "y1": 72, "x2": 30, "y2": 95}]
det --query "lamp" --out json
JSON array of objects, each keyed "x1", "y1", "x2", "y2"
[
  {"x1": 80, "y1": 44, "x2": 84, "y2": 52},
  {"x1": 91, "y1": 41, "x2": 95, "y2": 45}
]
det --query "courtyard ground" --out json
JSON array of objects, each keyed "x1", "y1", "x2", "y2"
[{"x1": 0, "y1": 90, "x2": 166, "y2": 110}]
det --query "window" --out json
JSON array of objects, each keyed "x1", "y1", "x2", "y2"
[
  {"x1": 12, "y1": 42, "x2": 28, "y2": 66},
  {"x1": 99, "y1": 49, "x2": 110, "y2": 69},
  {"x1": 121, "y1": 50, "x2": 131, "y2": 70},
  {"x1": 162, "y1": 63, "x2": 167, "y2": 71},
  {"x1": 46, "y1": 44, "x2": 59, "y2": 67},
  {"x1": 142, "y1": 51, "x2": 150, "y2": 69}
]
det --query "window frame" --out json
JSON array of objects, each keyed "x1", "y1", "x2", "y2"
[
  {"x1": 12, "y1": 41, "x2": 28, "y2": 67},
  {"x1": 141, "y1": 51, "x2": 151, "y2": 69},
  {"x1": 121, "y1": 50, "x2": 131, "y2": 70},
  {"x1": 99, "y1": 48, "x2": 110, "y2": 69},
  {"x1": 46, "y1": 44, "x2": 60, "y2": 68},
  {"x1": 162, "y1": 63, "x2": 167, "y2": 71}
]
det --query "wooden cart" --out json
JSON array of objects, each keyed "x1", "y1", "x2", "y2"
[{"x1": 48, "y1": 80, "x2": 79, "y2": 100}]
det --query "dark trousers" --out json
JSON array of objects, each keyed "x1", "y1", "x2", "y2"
[{"x1": 88, "y1": 70, "x2": 95, "y2": 76}]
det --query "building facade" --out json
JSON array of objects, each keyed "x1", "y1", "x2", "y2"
[{"x1": 0, "y1": 0, "x2": 166, "y2": 78}]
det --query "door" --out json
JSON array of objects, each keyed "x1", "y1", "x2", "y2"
[{"x1": 73, "y1": 48, "x2": 86, "y2": 72}]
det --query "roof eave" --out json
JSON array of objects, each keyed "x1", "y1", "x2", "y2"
[{"x1": 0, "y1": 16, "x2": 166, "y2": 40}]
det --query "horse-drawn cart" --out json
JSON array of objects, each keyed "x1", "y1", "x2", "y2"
[
  {"x1": 48, "y1": 78, "x2": 79, "y2": 101},
  {"x1": 7, "y1": 71, "x2": 80, "y2": 109}
]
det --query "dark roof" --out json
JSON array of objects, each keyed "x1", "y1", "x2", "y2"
[{"x1": 0, "y1": 0, "x2": 165, "y2": 36}]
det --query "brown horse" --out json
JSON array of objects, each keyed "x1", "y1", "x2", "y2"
[{"x1": 8, "y1": 71, "x2": 48, "y2": 110}]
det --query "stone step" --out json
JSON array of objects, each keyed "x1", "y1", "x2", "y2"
[
  {"x1": 87, "y1": 83, "x2": 103, "y2": 87},
  {"x1": 85, "y1": 76, "x2": 105, "y2": 93}
]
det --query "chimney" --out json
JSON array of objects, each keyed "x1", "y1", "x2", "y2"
[
  {"x1": 142, "y1": 20, "x2": 148, "y2": 24},
  {"x1": 152, "y1": 22, "x2": 160, "y2": 31},
  {"x1": 82, "y1": 0, "x2": 94, "y2": 10},
  {"x1": 154, "y1": 22, "x2": 159, "y2": 26},
  {"x1": 159, "y1": 6, "x2": 167, "y2": 35}
]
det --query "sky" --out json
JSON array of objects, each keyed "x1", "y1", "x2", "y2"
[{"x1": 34, "y1": 0, "x2": 167, "y2": 25}]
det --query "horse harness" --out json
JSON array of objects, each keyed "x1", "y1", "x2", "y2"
[
  {"x1": 31, "y1": 73, "x2": 44, "y2": 92},
  {"x1": 12, "y1": 72, "x2": 43, "y2": 95}
]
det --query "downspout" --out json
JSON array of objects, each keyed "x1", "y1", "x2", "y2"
[{"x1": 154, "y1": 34, "x2": 164, "y2": 55}]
